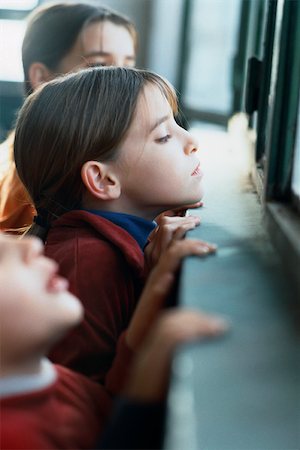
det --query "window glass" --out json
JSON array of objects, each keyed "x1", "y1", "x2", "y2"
[
  {"x1": 183, "y1": 0, "x2": 241, "y2": 114},
  {"x1": 0, "y1": 19, "x2": 26, "y2": 81},
  {"x1": 292, "y1": 99, "x2": 300, "y2": 198},
  {"x1": 0, "y1": 0, "x2": 38, "y2": 10}
]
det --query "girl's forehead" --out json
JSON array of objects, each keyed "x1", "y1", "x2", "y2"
[
  {"x1": 142, "y1": 81, "x2": 170, "y2": 101},
  {"x1": 119, "y1": 84, "x2": 171, "y2": 144},
  {"x1": 82, "y1": 20, "x2": 135, "y2": 54},
  {"x1": 137, "y1": 84, "x2": 172, "y2": 123}
]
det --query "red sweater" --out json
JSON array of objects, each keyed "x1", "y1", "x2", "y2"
[
  {"x1": 46, "y1": 211, "x2": 145, "y2": 391},
  {"x1": 0, "y1": 365, "x2": 111, "y2": 450}
]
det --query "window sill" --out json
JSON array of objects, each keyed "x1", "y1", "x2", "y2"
[
  {"x1": 265, "y1": 201, "x2": 300, "y2": 299},
  {"x1": 251, "y1": 162, "x2": 300, "y2": 299}
]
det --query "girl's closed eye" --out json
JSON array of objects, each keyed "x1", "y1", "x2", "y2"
[
  {"x1": 156, "y1": 134, "x2": 171, "y2": 144},
  {"x1": 88, "y1": 62, "x2": 108, "y2": 68}
]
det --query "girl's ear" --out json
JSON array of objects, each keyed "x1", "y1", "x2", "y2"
[
  {"x1": 81, "y1": 161, "x2": 121, "y2": 201},
  {"x1": 28, "y1": 62, "x2": 54, "y2": 91}
]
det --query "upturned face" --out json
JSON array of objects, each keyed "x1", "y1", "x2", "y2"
[
  {"x1": 112, "y1": 82, "x2": 204, "y2": 219},
  {"x1": 0, "y1": 234, "x2": 83, "y2": 368}
]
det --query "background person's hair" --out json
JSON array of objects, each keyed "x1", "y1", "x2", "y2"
[
  {"x1": 22, "y1": 2, "x2": 138, "y2": 95},
  {"x1": 14, "y1": 67, "x2": 178, "y2": 239}
]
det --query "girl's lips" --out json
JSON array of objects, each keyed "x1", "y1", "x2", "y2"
[{"x1": 191, "y1": 163, "x2": 203, "y2": 177}]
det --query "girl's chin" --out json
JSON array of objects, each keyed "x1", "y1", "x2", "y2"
[
  {"x1": 65, "y1": 294, "x2": 83, "y2": 316},
  {"x1": 54, "y1": 291, "x2": 84, "y2": 322}
]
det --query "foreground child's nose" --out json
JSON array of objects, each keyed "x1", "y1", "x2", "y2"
[{"x1": 22, "y1": 236, "x2": 44, "y2": 262}]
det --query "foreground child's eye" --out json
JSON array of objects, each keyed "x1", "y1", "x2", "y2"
[{"x1": 156, "y1": 134, "x2": 171, "y2": 144}]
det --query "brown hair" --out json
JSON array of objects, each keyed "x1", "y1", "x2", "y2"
[
  {"x1": 14, "y1": 67, "x2": 177, "y2": 239},
  {"x1": 22, "y1": 2, "x2": 138, "y2": 95}
]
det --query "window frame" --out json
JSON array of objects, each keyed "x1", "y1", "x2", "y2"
[
  {"x1": 264, "y1": 0, "x2": 300, "y2": 202},
  {"x1": 254, "y1": 0, "x2": 300, "y2": 296}
]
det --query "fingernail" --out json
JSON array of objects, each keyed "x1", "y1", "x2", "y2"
[
  {"x1": 196, "y1": 245, "x2": 210, "y2": 252},
  {"x1": 210, "y1": 317, "x2": 230, "y2": 332}
]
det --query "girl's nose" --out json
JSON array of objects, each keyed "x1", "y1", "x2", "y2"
[
  {"x1": 184, "y1": 137, "x2": 199, "y2": 155},
  {"x1": 183, "y1": 129, "x2": 199, "y2": 155}
]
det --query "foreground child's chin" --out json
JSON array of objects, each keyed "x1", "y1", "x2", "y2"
[{"x1": 56, "y1": 292, "x2": 84, "y2": 322}]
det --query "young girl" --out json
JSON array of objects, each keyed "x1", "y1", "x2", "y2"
[
  {"x1": 0, "y1": 233, "x2": 227, "y2": 449},
  {"x1": 0, "y1": 1, "x2": 138, "y2": 231},
  {"x1": 14, "y1": 67, "x2": 215, "y2": 386}
]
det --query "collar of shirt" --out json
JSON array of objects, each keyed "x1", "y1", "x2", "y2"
[
  {"x1": 0, "y1": 358, "x2": 57, "y2": 398},
  {"x1": 83, "y1": 210, "x2": 157, "y2": 250}
]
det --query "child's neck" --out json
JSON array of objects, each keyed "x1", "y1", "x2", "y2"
[
  {"x1": 82, "y1": 195, "x2": 167, "y2": 222},
  {"x1": 0, "y1": 354, "x2": 45, "y2": 379}
]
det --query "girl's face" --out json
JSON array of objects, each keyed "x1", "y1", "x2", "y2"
[
  {"x1": 113, "y1": 83, "x2": 204, "y2": 219},
  {"x1": 57, "y1": 20, "x2": 136, "y2": 73},
  {"x1": 0, "y1": 234, "x2": 83, "y2": 362}
]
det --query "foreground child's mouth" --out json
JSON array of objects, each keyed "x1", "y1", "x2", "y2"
[
  {"x1": 191, "y1": 164, "x2": 202, "y2": 176},
  {"x1": 47, "y1": 273, "x2": 69, "y2": 293}
]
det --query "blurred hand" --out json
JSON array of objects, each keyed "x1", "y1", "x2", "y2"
[
  {"x1": 125, "y1": 309, "x2": 228, "y2": 401},
  {"x1": 127, "y1": 238, "x2": 217, "y2": 350}
]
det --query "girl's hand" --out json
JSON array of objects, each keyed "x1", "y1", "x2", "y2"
[
  {"x1": 127, "y1": 238, "x2": 217, "y2": 350},
  {"x1": 125, "y1": 309, "x2": 228, "y2": 401},
  {"x1": 145, "y1": 214, "x2": 201, "y2": 271}
]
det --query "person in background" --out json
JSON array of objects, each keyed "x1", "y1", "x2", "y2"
[
  {"x1": 0, "y1": 233, "x2": 227, "y2": 449},
  {"x1": 0, "y1": 1, "x2": 137, "y2": 232}
]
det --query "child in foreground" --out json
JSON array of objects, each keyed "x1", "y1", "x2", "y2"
[
  {"x1": 0, "y1": 233, "x2": 227, "y2": 449},
  {"x1": 14, "y1": 67, "x2": 214, "y2": 386}
]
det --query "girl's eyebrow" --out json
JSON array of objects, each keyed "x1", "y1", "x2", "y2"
[
  {"x1": 150, "y1": 114, "x2": 171, "y2": 133},
  {"x1": 83, "y1": 50, "x2": 110, "y2": 57},
  {"x1": 83, "y1": 50, "x2": 135, "y2": 59}
]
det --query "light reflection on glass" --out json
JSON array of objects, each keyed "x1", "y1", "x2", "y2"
[
  {"x1": 0, "y1": 0, "x2": 38, "y2": 10},
  {"x1": 0, "y1": 19, "x2": 26, "y2": 81},
  {"x1": 291, "y1": 100, "x2": 300, "y2": 198},
  {"x1": 183, "y1": 0, "x2": 241, "y2": 114}
]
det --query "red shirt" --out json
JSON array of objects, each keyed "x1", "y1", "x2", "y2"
[
  {"x1": 0, "y1": 365, "x2": 111, "y2": 450},
  {"x1": 46, "y1": 211, "x2": 145, "y2": 391}
]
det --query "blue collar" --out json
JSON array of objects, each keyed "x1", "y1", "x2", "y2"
[{"x1": 83, "y1": 210, "x2": 157, "y2": 250}]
